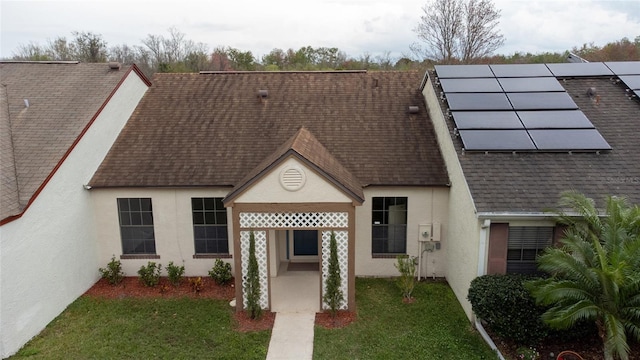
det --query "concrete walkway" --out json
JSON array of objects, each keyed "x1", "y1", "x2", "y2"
[{"x1": 266, "y1": 312, "x2": 316, "y2": 360}]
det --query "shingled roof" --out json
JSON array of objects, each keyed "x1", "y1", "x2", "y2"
[
  {"x1": 0, "y1": 62, "x2": 141, "y2": 223},
  {"x1": 89, "y1": 71, "x2": 449, "y2": 190},
  {"x1": 428, "y1": 68, "x2": 640, "y2": 213}
]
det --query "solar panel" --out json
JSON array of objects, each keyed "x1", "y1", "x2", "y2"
[
  {"x1": 459, "y1": 130, "x2": 536, "y2": 151},
  {"x1": 446, "y1": 93, "x2": 512, "y2": 110},
  {"x1": 517, "y1": 110, "x2": 594, "y2": 129},
  {"x1": 440, "y1": 78, "x2": 503, "y2": 93},
  {"x1": 529, "y1": 129, "x2": 611, "y2": 151},
  {"x1": 635, "y1": 90, "x2": 640, "y2": 99},
  {"x1": 618, "y1": 75, "x2": 640, "y2": 90},
  {"x1": 498, "y1": 77, "x2": 565, "y2": 92},
  {"x1": 490, "y1": 64, "x2": 553, "y2": 77},
  {"x1": 507, "y1": 92, "x2": 578, "y2": 110},
  {"x1": 546, "y1": 63, "x2": 614, "y2": 77},
  {"x1": 452, "y1": 111, "x2": 523, "y2": 129},
  {"x1": 605, "y1": 61, "x2": 640, "y2": 75},
  {"x1": 435, "y1": 64, "x2": 494, "y2": 78}
]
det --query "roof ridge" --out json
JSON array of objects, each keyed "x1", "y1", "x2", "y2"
[{"x1": 198, "y1": 70, "x2": 367, "y2": 74}]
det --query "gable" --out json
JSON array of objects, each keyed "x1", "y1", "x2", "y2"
[
  {"x1": 232, "y1": 157, "x2": 354, "y2": 204},
  {"x1": 0, "y1": 62, "x2": 150, "y2": 223}
]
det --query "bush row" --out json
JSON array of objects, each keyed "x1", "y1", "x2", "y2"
[
  {"x1": 99, "y1": 256, "x2": 232, "y2": 287},
  {"x1": 468, "y1": 274, "x2": 596, "y2": 345}
]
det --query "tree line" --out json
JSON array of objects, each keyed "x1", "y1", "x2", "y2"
[{"x1": 6, "y1": 27, "x2": 639, "y2": 78}]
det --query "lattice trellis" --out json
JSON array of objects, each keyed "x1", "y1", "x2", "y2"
[
  {"x1": 240, "y1": 231, "x2": 269, "y2": 309},
  {"x1": 239, "y1": 212, "x2": 348, "y2": 229},
  {"x1": 321, "y1": 230, "x2": 348, "y2": 310}
]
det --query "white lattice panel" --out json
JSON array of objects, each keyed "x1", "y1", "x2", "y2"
[
  {"x1": 321, "y1": 231, "x2": 348, "y2": 310},
  {"x1": 239, "y1": 212, "x2": 348, "y2": 229},
  {"x1": 240, "y1": 231, "x2": 269, "y2": 309}
]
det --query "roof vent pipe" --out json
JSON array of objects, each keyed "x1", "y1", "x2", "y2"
[
  {"x1": 257, "y1": 89, "x2": 268, "y2": 98},
  {"x1": 408, "y1": 106, "x2": 420, "y2": 114},
  {"x1": 108, "y1": 62, "x2": 121, "y2": 70},
  {"x1": 24, "y1": 99, "x2": 29, "y2": 108}
]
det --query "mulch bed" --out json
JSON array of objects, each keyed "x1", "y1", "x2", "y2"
[
  {"x1": 486, "y1": 325, "x2": 640, "y2": 360},
  {"x1": 315, "y1": 310, "x2": 357, "y2": 329},
  {"x1": 84, "y1": 277, "x2": 355, "y2": 331}
]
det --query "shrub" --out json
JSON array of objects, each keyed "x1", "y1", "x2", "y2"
[
  {"x1": 323, "y1": 231, "x2": 344, "y2": 317},
  {"x1": 468, "y1": 274, "x2": 549, "y2": 344},
  {"x1": 209, "y1": 259, "x2": 232, "y2": 285},
  {"x1": 394, "y1": 256, "x2": 417, "y2": 300},
  {"x1": 245, "y1": 231, "x2": 262, "y2": 319},
  {"x1": 137, "y1": 261, "x2": 162, "y2": 287},
  {"x1": 99, "y1": 256, "x2": 125, "y2": 285},
  {"x1": 189, "y1": 277, "x2": 203, "y2": 293},
  {"x1": 165, "y1": 261, "x2": 185, "y2": 286}
]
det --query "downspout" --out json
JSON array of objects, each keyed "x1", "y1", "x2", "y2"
[{"x1": 474, "y1": 219, "x2": 506, "y2": 360}]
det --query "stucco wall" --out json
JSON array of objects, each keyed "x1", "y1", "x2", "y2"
[
  {"x1": 423, "y1": 75, "x2": 480, "y2": 320},
  {"x1": 92, "y1": 188, "x2": 236, "y2": 277},
  {"x1": 0, "y1": 71, "x2": 148, "y2": 358},
  {"x1": 354, "y1": 187, "x2": 449, "y2": 277}
]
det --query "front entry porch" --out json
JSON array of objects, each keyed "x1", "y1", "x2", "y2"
[{"x1": 271, "y1": 262, "x2": 320, "y2": 312}]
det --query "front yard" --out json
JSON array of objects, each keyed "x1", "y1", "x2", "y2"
[{"x1": 10, "y1": 278, "x2": 496, "y2": 359}]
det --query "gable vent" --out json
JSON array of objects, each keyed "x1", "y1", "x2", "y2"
[{"x1": 280, "y1": 166, "x2": 306, "y2": 191}]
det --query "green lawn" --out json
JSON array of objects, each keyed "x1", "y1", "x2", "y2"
[
  {"x1": 11, "y1": 279, "x2": 496, "y2": 359},
  {"x1": 314, "y1": 278, "x2": 498, "y2": 359},
  {"x1": 10, "y1": 297, "x2": 270, "y2": 359}
]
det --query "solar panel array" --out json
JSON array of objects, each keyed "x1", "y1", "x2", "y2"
[
  {"x1": 432, "y1": 63, "x2": 640, "y2": 152},
  {"x1": 606, "y1": 62, "x2": 640, "y2": 101}
]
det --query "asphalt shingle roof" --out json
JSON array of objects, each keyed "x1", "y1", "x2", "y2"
[
  {"x1": 430, "y1": 69, "x2": 640, "y2": 213},
  {"x1": 0, "y1": 62, "x2": 135, "y2": 222},
  {"x1": 89, "y1": 71, "x2": 449, "y2": 190}
]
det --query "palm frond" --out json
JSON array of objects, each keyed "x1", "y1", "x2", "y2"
[{"x1": 603, "y1": 313, "x2": 630, "y2": 360}]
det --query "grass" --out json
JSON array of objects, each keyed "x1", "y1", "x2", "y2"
[
  {"x1": 10, "y1": 297, "x2": 270, "y2": 359},
  {"x1": 314, "y1": 278, "x2": 498, "y2": 359},
  {"x1": 11, "y1": 279, "x2": 497, "y2": 359}
]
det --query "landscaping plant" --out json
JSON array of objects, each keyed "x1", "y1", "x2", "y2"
[
  {"x1": 394, "y1": 255, "x2": 417, "y2": 301},
  {"x1": 99, "y1": 255, "x2": 125, "y2": 285},
  {"x1": 468, "y1": 274, "x2": 550, "y2": 344},
  {"x1": 137, "y1": 261, "x2": 162, "y2": 287},
  {"x1": 323, "y1": 231, "x2": 344, "y2": 317},
  {"x1": 245, "y1": 231, "x2": 262, "y2": 319},
  {"x1": 189, "y1": 276, "x2": 204, "y2": 293},
  {"x1": 165, "y1": 261, "x2": 185, "y2": 286},
  {"x1": 209, "y1": 258, "x2": 233, "y2": 285},
  {"x1": 527, "y1": 191, "x2": 640, "y2": 360}
]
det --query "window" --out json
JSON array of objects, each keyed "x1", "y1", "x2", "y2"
[
  {"x1": 192, "y1": 198, "x2": 228, "y2": 254},
  {"x1": 372, "y1": 197, "x2": 407, "y2": 254},
  {"x1": 117, "y1": 198, "x2": 156, "y2": 254},
  {"x1": 507, "y1": 226, "x2": 553, "y2": 274}
]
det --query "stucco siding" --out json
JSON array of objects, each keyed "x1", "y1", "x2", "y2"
[
  {"x1": 354, "y1": 187, "x2": 449, "y2": 277},
  {"x1": 92, "y1": 188, "x2": 235, "y2": 277},
  {"x1": 423, "y1": 76, "x2": 480, "y2": 320},
  {"x1": 0, "y1": 71, "x2": 148, "y2": 358}
]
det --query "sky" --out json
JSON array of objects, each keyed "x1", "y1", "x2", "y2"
[{"x1": 1, "y1": 0, "x2": 639, "y2": 61}]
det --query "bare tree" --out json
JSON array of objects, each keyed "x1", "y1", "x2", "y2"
[
  {"x1": 71, "y1": 31, "x2": 107, "y2": 62},
  {"x1": 412, "y1": 0, "x2": 504, "y2": 64}
]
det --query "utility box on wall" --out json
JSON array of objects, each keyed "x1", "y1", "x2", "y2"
[{"x1": 419, "y1": 223, "x2": 441, "y2": 249}]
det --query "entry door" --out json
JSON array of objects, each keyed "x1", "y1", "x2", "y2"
[{"x1": 293, "y1": 230, "x2": 318, "y2": 256}]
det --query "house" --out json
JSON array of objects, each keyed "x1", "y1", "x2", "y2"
[
  {"x1": 0, "y1": 61, "x2": 150, "y2": 358},
  {"x1": 87, "y1": 70, "x2": 451, "y2": 313},
  {"x1": 3, "y1": 59, "x2": 639, "y2": 357},
  {"x1": 421, "y1": 61, "x2": 640, "y2": 318}
]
